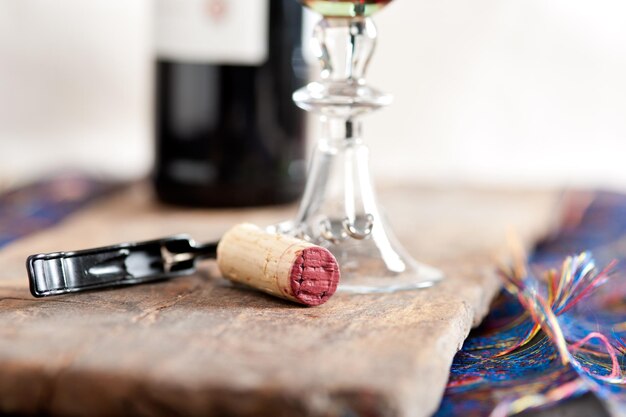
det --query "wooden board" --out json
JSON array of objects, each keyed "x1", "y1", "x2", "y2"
[{"x1": 0, "y1": 183, "x2": 559, "y2": 417}]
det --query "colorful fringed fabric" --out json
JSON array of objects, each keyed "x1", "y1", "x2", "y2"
[
  {"x1": 436, "y1": 192, "x2": 626, "y2": 417},
  {"x1": 0, "y1": 175, "x2": 117, "y2": 249}
]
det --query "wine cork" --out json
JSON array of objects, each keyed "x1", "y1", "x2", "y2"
[{"x1": 217, "y1": 224, "x2": 340, "y2": 306}]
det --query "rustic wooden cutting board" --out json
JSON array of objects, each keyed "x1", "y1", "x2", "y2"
[{"x1": 0, "y1": 184, "x2": 559, "y2": 417}]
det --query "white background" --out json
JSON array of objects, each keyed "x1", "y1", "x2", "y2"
[{"x1": 1, "y1": 0, "x2": 625, "y2": 190}]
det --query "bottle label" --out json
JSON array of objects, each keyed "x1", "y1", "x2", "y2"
[{"x1": 155, "y1": 0, "x2": 269, "y2": 65}]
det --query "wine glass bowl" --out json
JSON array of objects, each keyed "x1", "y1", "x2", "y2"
[
  {"x1": 300, "y1": 0, "x2": 394, "y2": 18},
  {"x1": 283, "y1": 0, "x2": 444, "y2": 293}
]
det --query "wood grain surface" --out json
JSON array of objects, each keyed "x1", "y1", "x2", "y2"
[{"x1": 0, "y1": 183, "x2": 560, "y2": 417}]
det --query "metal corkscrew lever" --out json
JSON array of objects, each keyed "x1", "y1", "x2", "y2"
[{"x1": 27, "y1": 235, "x2": 217, "y2": 298}]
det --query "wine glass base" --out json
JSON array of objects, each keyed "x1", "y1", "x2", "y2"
[
  {"x1": 271, "y1": 221, "x2": 445, "y2": 295},
  {"x1": 326, "y1": 238, "x2": 444, "y2": 294},
  {"x1": 336, "y1": 261, "x2": 443, "y2": 294}
]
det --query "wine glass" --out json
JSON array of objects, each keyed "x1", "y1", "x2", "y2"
[{"x1": 276, "y1": 0, "x2": 444, "y2": 293}]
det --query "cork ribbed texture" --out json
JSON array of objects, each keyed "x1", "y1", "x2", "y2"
[{"x1": 289, "y1": 246, "x2": 339, "y2": 306}]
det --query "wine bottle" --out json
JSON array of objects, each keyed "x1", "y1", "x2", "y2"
[{"x1": 153, "y1": 0, "x2": 307, "y2": 207}]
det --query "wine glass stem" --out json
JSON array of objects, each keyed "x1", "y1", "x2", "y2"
[
  {"x1": 316, "y1": 17, "x2": 376, "y2": 84},
  {"x1": 322, "y1": 117, "x2": 363, "y2": 143},
  {"x1": 284, "y1": 6, "x2": 445, "y2": 292}
]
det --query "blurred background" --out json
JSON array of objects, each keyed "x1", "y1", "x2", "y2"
[{"x1": 1, "y1": 0, "x2": 625, "y2": 190}]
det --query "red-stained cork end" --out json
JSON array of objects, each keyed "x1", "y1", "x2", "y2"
[{"x1": 289, "y1": 247, "x2": 340, "y2": 306}]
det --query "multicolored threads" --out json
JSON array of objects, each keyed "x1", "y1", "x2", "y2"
[{"x1": 436, "y1": 192, "x2": 626, "y2": 417}]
